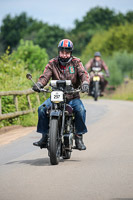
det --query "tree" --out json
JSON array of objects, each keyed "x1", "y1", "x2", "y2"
[
  {"x1": 12, "y1": 39, "x2": 48, "y2": 73},
  {"x1": 69, "y1": 7, "x2": 133, "y2": 56},
  {"x1": 33, "y1": 25, "x2": 66, "y2": 59},
  {"x1": 0, "y1": 12, "x2": 66, "y2": 58},
  {"x1": 125, "y1": 11, "x2": 133, "y2": 23},
  {"x1": 0, "y1": 13, "x2": 36, "y2": 52},
  {"x1": 81, "y1": 23, "x2": 133, "y2": 65}
]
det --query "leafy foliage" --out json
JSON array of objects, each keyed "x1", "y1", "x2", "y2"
[
  {"x1": 110, "y1": 51, "x2": 133, "y2": 78},
  {"x1": 105, "y1": 58, "x2": 123, "y2": 86},
  {"x1": 0, "y1": 47, "x2": 29, "y2": 91},
  {"x1": 69, "y1": 7, "x2": 133, "y2": 56},
  {"x1": 0, "y1": 13, "x2": 35, "y2": 52},
  {"x1": 73, "y1": 7, "x2": 124, "y2": 32},
  {"x1": 0, "y1": 12, "x2": 66, "y2": 58},
  {"x1": 33, "y1": 25, "x2": 66, "y2": 59},
  {"x1": 81, "y1": 23, "x2": 133, "y2": 64},
  {"x1": 0, "y1": 47, "x2": 47, "y2": 128},
  {"x1": 103, "y1": 51, "x2": 133, "y2": 86},
  {"x1": 11, "y1": 39, "x2": 48, "y2": 72}
]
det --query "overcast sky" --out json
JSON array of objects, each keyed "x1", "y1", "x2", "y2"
[{"x1": 0, "y1": 0, "x2": 133, "y2": 29}]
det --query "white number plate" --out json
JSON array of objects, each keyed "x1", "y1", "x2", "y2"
[{"x1": 51, "y1": 91, "x2": 64, "y2": 103}]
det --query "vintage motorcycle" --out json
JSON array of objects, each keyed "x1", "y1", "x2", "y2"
[
  {"x1": 26, "y1": 73, "x2": 81, "y2": 165},
  {"x1": 89, "y1": 67, "x2": 102, "y2": 101}
]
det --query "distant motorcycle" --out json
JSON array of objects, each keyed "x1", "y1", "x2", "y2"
[
  {"x1": 89, "y1": 67, "x2": 102, "y2": 101},
  {"x1": 26, "y1": 73, "x2": 81, "y2": 165}
]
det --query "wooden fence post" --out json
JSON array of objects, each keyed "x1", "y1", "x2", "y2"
[
  {"x1": 14, "y1": 95, "x2": 19, "y2": 111},
  {"x1": 0, "y1": 96, "x2": 1, "y2": 114},
  {"x1": 27, "y1": 94, "x2": 32, "y2": 110},
  {"x1": 36, "y1": 94, "x2": 40, "y2": 105},
  {"x1": 0, "y1": 89, "x2": 37, "y2": 120}
]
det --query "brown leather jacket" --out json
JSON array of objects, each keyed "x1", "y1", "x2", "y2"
[{"x1": 38, "y1": 56, "x2": 90, "y2": 100}]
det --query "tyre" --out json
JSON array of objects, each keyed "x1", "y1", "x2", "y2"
[
  {"x1": 49, "y1": 118, "x2": 61, "y2": 165},
  {"x1": 63, "y1": 150, "x2": 71, "y2": 159},
  {"x1": 94, "y1": 81, "x2": 99, "y2": 101}
]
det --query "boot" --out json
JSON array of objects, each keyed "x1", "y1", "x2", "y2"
[
  {"x1": 75, "y1": 134, "x2": 86, "y2": 150},
  {"x1": 33, "y1": 134, "x2": 47, "y2": 148}
]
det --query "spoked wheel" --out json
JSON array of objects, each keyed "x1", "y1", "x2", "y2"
[{"x1": 49, "y1": 118, "x2": 61, "y2": 165}]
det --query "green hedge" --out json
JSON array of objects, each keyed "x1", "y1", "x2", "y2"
[{"x1": 0, "y1": 43, "x2": 49, "y2": 128}]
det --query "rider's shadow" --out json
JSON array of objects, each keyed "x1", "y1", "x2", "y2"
[
  {"x1": 6, "y1": 158, "x2": 51, "y2": 166},
  {"x1": 5, "y1": 157, "x2": 80, "y2": 166}
]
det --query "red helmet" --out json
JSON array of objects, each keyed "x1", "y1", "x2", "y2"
[{"x1": 58, "y1": 39, "x2": 73, "y2": 52}]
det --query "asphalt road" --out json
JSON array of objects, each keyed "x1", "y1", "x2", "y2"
[{"x1": 0, "y1": 99, "x2": 133, "y2": 200}]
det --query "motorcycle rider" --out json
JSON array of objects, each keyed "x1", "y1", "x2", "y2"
[
  {"x1": 85, "y1": 52, "x2": 109, "y2": 95},
  {"x1": 32, "y1": 39, "x2": 90, "y2": 150}
]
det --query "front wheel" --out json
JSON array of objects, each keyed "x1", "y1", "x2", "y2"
[
  {"x1": 94, "y1": 81, "x2": 99, "y2": 101},
  {"x1": 49, "y1": 118, "x2": 61, "y2": 165}
]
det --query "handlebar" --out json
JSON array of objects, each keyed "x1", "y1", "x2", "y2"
[
  {"x1": 65, "y1": 89, "x2": 81, "y2": 94},
  {"x1": 31, "y1": 88, "x2": 51, "y2": 93},
  {"x1": 33, "y1": 88, "x2": 81, "y2": 94},
  {"x1": 26, "y1": 73, "x2": 82, "y2": 94},
  {"x1": 39, "y1": 88, "x2": 51, "y2": 93}
]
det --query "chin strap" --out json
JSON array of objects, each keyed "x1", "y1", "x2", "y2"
[{"x1": 58, "y1": 56, "x2": 72, "y2": 66}]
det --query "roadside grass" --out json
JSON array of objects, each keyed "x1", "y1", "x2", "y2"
[
  {"x1": 108, "y1": 80, "x2": 133, "y2": 101},
  {"x1": 80, "y1": 80, "x2": 133, "y2": 102},
  {"x1": 19, "y1": 111, "x2": 38, "y2": 127}
]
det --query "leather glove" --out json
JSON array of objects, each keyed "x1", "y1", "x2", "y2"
[
  {"x1": 32, "y1": 82, "x2": 43, "y2": 92},
  {"x1": 81, "y1": 81, "x2": 89, "y2": 93}
]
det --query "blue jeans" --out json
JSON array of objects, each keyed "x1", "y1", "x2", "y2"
[{"x1": 37, "y1": 98, "x2": 87, "y2": 136}]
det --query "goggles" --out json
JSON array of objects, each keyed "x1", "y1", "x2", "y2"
[{"x1": 58, "y1": 47, "x2": 72, "y2": 53}]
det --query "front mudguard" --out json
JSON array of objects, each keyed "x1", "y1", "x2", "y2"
[
  {"x1": 92, "y1": 81, "x2": 100, "y2": 92},
  {"x1": 50, "y1": 110, "x2": 62, "y2": 118}
]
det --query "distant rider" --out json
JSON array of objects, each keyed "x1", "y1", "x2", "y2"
[{"x1": 85, "y1": 52, "x2": 109, "y2": 95}]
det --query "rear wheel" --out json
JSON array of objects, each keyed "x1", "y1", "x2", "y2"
[
  {"x1": 49, "y1": 118, "x2": 61, "y2": 165},
  {"x1": 63, "y1": 150, "x2": 71, "y2": 159}
]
